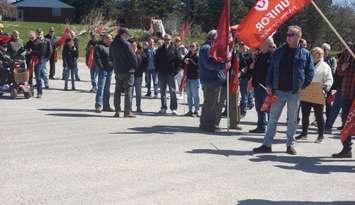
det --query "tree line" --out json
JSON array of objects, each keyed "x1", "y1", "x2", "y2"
[{"x1": 63, "y1": 0, "x2": 354, "y2": 51}]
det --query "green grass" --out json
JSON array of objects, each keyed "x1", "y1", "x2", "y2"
[{"x1": 2, "y1": 21, "x2": 206, "y2": 57}]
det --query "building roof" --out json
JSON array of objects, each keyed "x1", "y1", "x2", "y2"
[{"x1": 12, "y1": 0, "x2": 74, "y2": 9}]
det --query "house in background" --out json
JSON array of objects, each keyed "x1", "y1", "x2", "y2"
[{"x1": 11, "y1": 0, "x2": 74, "y2": 23}]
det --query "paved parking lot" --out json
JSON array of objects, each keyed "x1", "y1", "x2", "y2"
[{"x1": 0, "y1": 62, "x2": 354, "y2": 205}]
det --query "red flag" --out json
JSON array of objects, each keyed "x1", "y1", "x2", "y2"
[
  {"x1": 341, "y1": 100, "x2": 355, "y2": 142},
  {"x1": 87, "y1": 46, "x2": 95, "y2": 69},
  {"x1": 179, "y1": 64, "x2": 188, "y2": 92},
  {"x1": 230, "y1": 55, "x2": 240, "y2": 93},
  {"x1": 0, "y1": 35, "x2": 12, "y2": 45},
  {"x1": 210, "y1": 0, "x2": 233, "y2": 62},
  {"x1": 28, "y1": 55, "x2": 39, "y2": 78},
  {"x1": 180, "y1": 19, "x2": 190, "y2": 42},
  {"x1": 56, "y1": 28, "x2": 71, "y2": 46},
  {"x1": 235, "y1": 0, "x2": 311, "y2": 48},
  {"x1": 261, "y1": 94, "x2": 278, "y2": 112}
]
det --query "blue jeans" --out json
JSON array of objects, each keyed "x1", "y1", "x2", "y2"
[
  {"x1": 146, "y1": 69, "x2": 158, "y2": 95},
  {"x1": 64, "y1": 68, "x2": 75, "y2": 89},
  {"x1": 325, "y1": 91, "x2": 347, "y2": 129},
  {"x1": 186, "y1": 79, "x2": 200, "y2": 112},
  {"x1": 254, "y1": 85, "x2": 268, "y2": 129},
  {"x1": 263, "y1": 90, "x2": 300, "y2": 147},
  {"x1": 40, "y1": 58, "x2": 49, "y2": 87},
  {"x1": 240, "y1": 78, "x2": 253, "y2": 115},
  {"x1": 90, "y1": 67, "x2": 99, "y2": 89},
  {"x1": 34, "y1": 62, "x2": 43, "y2": 95},
  {"x1": 158, "y1": 73, "x2": 177, "y2": 110},
  {"x1": 95, "y1": 69, "x2": 112, "y2": 109},
  {"x1": 74, "y1": 66, "x2": 80, "y2": 80},
  {"x1": 134, "y1": 76, "x2": 143, "y2": 109}
]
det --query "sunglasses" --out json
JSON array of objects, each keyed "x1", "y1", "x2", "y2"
[{"x1": 286, "y1": 33, "x2": 297, "y2": 37}]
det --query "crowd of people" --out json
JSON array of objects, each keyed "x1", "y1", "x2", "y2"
[{"x1": 0, "y1": 23, "x2": 354, "y2": 158}]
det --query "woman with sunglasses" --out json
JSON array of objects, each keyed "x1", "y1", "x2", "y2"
[{"x1": 183, "y1": 42, "x2": 200, "y2": 117}]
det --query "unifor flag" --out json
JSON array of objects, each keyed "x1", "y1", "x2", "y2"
[
  {"x1": 341, "y1": 100, "x2": 355, "y2": 142},
  {"x1": 234, "y1": 0, "x2": 311, "y2": 48},
  {"x1": 210, "y1": 0, "x2": 233, "y2": 62}
]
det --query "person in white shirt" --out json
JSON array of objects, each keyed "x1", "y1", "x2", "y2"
[{"x1": 296, "y1": 47, "x2": 333, "y2": 143}]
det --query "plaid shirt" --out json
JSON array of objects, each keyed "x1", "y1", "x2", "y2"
[{"x1": 337, "y1": 51, "x2": 355, "y2": 100}]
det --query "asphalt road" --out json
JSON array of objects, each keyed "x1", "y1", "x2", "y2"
[{"x1": 0, "y1": 62, "x2": 354, "y2": 205}]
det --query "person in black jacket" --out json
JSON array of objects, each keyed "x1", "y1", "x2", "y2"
[
  {"x1": 183, "y1": 42, "x2": 200, "y2": 117},
  {"x1": 133, "y1": 41, "x2": 148, "y2": 113},
  {"x1": 45, "y1": 27, "x2": 57, "y2": 79},
  {"x1": 249, "y1": 37, "x2": 275, "y2": 133},
  {"x1": 36, "y1": 29, "x2": 52, "y2": 89},
  {"x1": 110, "y1": 28, "x2": 138, "y2": 118},
  {"x1": 155, "y1": 34, "x2": 181, "y2": 115},
  {"x1": 94, "y1": 33, "x2": 113, "y2": 113},
  {"x1": 62, "y1": 38, "x2": 78, "y2": 90},
  {"x1": 238, "y1": 43, "x2": 254, "y2": 117}
]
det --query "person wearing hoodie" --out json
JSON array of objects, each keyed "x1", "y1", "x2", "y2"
[
  {"x1": 110, "y1": 28, "x2": 138, "y2": 118},
  {"x1": 94, "y1": 33, "x2": 114, "y2": 113}
]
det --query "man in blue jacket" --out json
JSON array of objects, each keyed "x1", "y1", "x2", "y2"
[
  {"x1": 253, "y1": 25, "x2": 314, "y2": 155},
  {"x1": 199, "y1": 30, "x2": 226, "y2": 132}
]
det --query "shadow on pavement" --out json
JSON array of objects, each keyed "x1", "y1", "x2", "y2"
[
  {"x1": 249, "y1": 155, "x2": 355, "y2": 174},
  {"x1": 237, "y1": 199, "x2": 355, "y2": 205},
  {"x1": 110, "y1": 125, "x2": 234, "y2": 136},
  {"x1": 186, "y1": 149, "x2": 252, "y2": 157},
  {"x1": 39, "y1": 108, "x2": 93, "y2": 112},
  {"x1": 47, "y1": 113, "x2": 113, "y2": 118}
]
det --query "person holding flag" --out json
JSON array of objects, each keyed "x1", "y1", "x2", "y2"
[
  {"x1": 253, "y1": 26, "x2": 314, "y2": 155},
  {"x1": 332, "y1": 44, "x2": 355, "y2": 158},
  {"x1": 85, "y1": 32, "x2": 99, "y2": 93}
]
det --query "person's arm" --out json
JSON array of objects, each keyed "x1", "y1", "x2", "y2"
[
  {"x1": 94, "y1": 45, "x2": 103, "y2": 69},
  {"x1": 323, "y1": 64, "x2": 334, "y2": 92},
  {"x1": 302, "y1": 51, "x2": 315, "y2": 88},
  {"x1": 124, "y1": 41, "x2": 138, "y2": 70}
]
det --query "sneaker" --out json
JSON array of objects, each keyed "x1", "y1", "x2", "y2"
[
  {"x1": 286, "y1": 146, "x2": 297, "y2": 155},
  {"x1": 113, "y1": 112, "x2": 120, "y2": 118},
  {"x1": 64, "y1": 87, "x2": 68, "y2": 91},
  {"x1": 36, "y1": 94, "x2": 42, "y2": 98},
  {"x1": 95, "y1": 107, "x2": 102, "y2": 113},
  {"x1": 295, "y1": 134, "x2": 307, "y2": 140},
  {"x1": 136, "y1": 108, "x2": 143, "y2": 113},
  {"x1": 103, "y1": 107, "x2": 115, "y2": 112},
  {"x1": 332, "y1": 149, "x2": 352, "y2": 158},
  {"x1": 171, "y1": 110, "x2": 179, "y2": 115},
  {"x1": 249, "y1": 127, "x2": 266, "y2": 133},
  {"x1": 44, "y1": 85, "x2": 49, "y2": 89},
  {"x1": 314, "y1": 137, "x2": 324, "y2": 143},
  {"x1": 193, "y1": 111, "x2": 200, "y2": 117},
  {"x1": 253, "y1": 145, "x2": 272, "y2": 153},
  {"x1": 124, "y1": 112, "x2": 136, "y2": 118},
  {"x1": 72, "y1": 87, "x2": 76, "y2": 91},
  {"x1": 158, "y1": 109, "x2": 167, "y2": 114},
  {"x1": 145, "y1": 92, "x2": 151, "y2": 97},
  {"x1": 184, "y1": 111, "x2": 193, "y2": 117}
]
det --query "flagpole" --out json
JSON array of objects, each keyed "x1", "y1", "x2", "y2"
[
  {"x1": 227, "y1": 48, "x2": 230, "y2": 132},
  {"x1": 311, "y1": 0, "x2": 355, "y2": 59}
]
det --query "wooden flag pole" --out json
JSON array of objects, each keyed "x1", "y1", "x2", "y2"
[{"x1": 311, "y1": 0, "x2": 355, "y2": 59}]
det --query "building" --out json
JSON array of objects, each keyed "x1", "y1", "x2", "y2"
[{"x1": 12, "y1": 0, "x2": 74, "y2": 23}]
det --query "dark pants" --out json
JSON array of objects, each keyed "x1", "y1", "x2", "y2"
[
  {"x1": 146, "y1": 69, "x2": 158, "y2": 95},
  {"x1": 158, "y1": 73, "x2": 177, "y2": 111},
  {"x1": 114, "y1": 73, "x2": 134, "y2": 114},
  {"x1": 134, "y1": 76, "x2": 143, "y2": 109},
  {"x1": 325, "y1": 91, "x2": 347, "y2": 129},
  {"x1": 342, "y1": 99, "x2": 353, "y2": 151},
  {"x1": 49, "y1": 54, "x2": 56, "y2": 78},
  {"x1": 200, "y1": 83, "x2": 225, "y2": 131},
  {"x1": 301, "y1": 101, "x2": 325, "y2": 138},
  {"x1": 34, "y1": 63, "x2": 43, "y2": 95},
  {"x1": 254, "y1": 85, "x2": 268, "y2": 129},
  {"x1": 240, "y1": 78, "x2": 253, "y2": 115}
]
